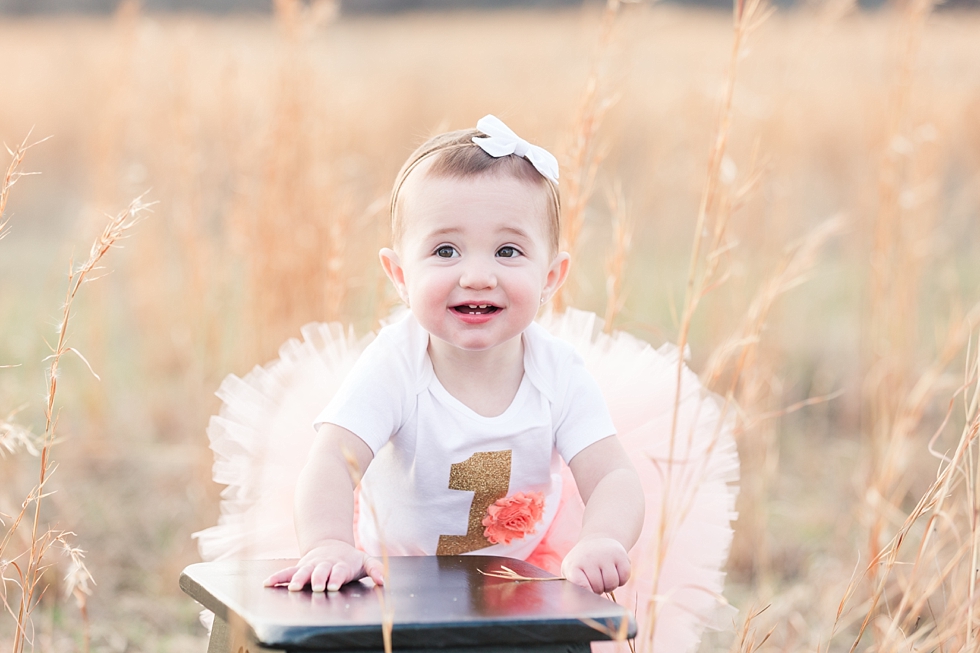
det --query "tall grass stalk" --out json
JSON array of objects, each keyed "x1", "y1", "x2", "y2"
[
  {"x1": 702, "y1": 216, "x2": 843, "y2": 589},
  {"x1": 602, "y1": 184, "x2": 633, "y2": 332},
  {"x1": 0, "y1": 134, "x2": 45, "y2": 457},
  {"x1": 830, "y1": 307, "x2": 980, "y2": 653},
  {"x1": 0, "y1": 188, "x2": 150, "y2": 653},
  {"x1": 554, "y1": 0, "x2": 627, "y2": 311},
  {"x1": 864, "y1": 0, "x2": 939, "y2": 571},
  {"x1": 233, "y1": 0, "x2": 348, "y2": 360},
  {"x1": 0, "y1": 133, "x2": 48, "y2": 243},
  {"x1": 341, "y1": 448, "x2": 392, "y2": 653},
  {"x1": 645, "y1": 0, "x2": 772, "y2": 648}
]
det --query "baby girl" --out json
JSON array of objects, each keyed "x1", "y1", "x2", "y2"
[{"x1": 264, "y1": 115, "x2": 644, "y2": 595}]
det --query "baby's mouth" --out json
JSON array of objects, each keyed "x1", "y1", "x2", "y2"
[{"x1": 452, "y1": 304, "x2": 500, "y2": 315}]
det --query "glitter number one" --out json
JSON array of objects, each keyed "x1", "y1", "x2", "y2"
[{"x1": 436, "y1": 450, "x2": 512, "y2": 556}]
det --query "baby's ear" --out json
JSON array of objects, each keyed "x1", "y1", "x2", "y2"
[
  {"x1": 379, "y1": 248, "x2": 409, "y2": 304},
  {"x1": 545, "y1": 252, "x2": 571, "y2": 297}
]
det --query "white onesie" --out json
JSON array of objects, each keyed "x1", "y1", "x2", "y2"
[{"x1": 314, "y1": 312, "x2": 616, "y2": 560}]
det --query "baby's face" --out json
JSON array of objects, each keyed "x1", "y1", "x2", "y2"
[{"x1": 381, "y1": 171, "x2": 567, "y2": 353}]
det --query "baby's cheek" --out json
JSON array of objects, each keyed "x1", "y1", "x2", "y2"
[
  {"x1": 519, "y1": 288, "x2": 547, "y2": 320},
  {"x1": 505, "y1": 273, "x2": 544, "y2": 305},
  {"x1": 410, "y1": 271, "x2": 452, "y2": 308}
]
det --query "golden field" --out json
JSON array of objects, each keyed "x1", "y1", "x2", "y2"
[{"x1": 1, "y1": 1, "x2": 979, "y2": 651}]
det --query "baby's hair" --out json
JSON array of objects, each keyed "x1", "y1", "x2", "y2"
[{"x1": 389, "y1": 128, "x2": 561, "y2": 252}]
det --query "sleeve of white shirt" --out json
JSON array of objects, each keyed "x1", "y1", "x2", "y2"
[
  {"x1": 553, "y1": 352, "x2": 618, "y2": 464},
  {"x1": 312, "y1": 331, "x2": 410, "y2": 454}
]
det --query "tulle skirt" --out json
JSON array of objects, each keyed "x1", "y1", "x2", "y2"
[{"x1": 194, "y1": 309, "x2": 739, "y2": 653}]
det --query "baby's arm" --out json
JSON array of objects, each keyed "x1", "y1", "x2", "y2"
[
  {"x1": 563, "y1": 435, "x2": 644, "y2": 594},
  {"x1": 263, "y1": 424, "x2": 385, "y2": 592}
]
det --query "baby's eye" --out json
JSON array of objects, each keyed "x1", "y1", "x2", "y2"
[
  {"x1": 435, "y1": 245, "x2": 459, "y2": 258},
  {"x1": 496, "y1": 246, "x2": 521, "y2": 258}
]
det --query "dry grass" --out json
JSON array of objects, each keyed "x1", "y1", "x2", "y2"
[
  {"x1": 553, "y1": 0, "x2": 623, "y2": 311},
  {"x1": 1, "y1": 135, "x2": 149, "y2": 653},
  {"x1": 0, "y1": 2, "x2": 979, "y2": 652}
]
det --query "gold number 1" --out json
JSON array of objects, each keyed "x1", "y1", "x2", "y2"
[{"x1": 436, "y1": 450, "x2": 512, "y2": 556}]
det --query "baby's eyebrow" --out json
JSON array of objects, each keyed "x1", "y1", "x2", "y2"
[
  {"x1": 427, "y1": 227, "x2": 461, "y2": 238},
  {"x1": 499, "y1": 226, "x2": 532, "y2": 241},
  {"x1": 422, "y1": 226, "x2": 532, "y2": 240}
]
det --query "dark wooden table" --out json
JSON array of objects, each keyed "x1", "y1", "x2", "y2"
[{"x1": 180, "y1": 556, "x2": 635, "y2": 653}]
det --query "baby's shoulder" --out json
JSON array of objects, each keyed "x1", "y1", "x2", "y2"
[
  {"x1": 525, "y1": 321, "x2": 577, "y2": 363},
  {"x1": 523, "y1": 322, "x2": 582, "y2": 401},
  {"x1": 370, "y1": 311, "x2": 422, "y2": 349},
  {"x1": 356, "y1": 312, "x2": 431, "y2": 391}
]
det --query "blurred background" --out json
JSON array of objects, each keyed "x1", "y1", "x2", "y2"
[{"x1": 1, "y1": 0, "x2": 978, "y2": 651}]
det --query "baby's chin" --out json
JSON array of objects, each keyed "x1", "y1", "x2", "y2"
[{"x1": 424, "y1": 326, "x2": 526, "y2": 355}]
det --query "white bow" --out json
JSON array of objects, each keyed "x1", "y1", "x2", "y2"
[{"x1": 472, "y1": 115, "x2": 560, "y2": 183}]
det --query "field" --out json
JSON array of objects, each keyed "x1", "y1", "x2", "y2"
[{"x1": 1, "y1": 1, "x2": 979, "y2": 651}]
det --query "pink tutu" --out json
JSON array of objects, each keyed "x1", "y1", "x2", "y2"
[{"x1": 194, "y1": 309, "x2": 739, "y2": 653}]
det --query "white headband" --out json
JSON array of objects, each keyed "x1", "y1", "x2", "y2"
[{"x1": 472, "y1": 115, "x2": 560, "y2": 184}]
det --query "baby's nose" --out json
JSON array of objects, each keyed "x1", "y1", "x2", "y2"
[{"x1": 459, "y1": 261, "x2": 497, "y2": 290}]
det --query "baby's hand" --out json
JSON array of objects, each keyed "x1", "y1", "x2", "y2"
[
  {"x1": 561, "y1": 537, "x2": 631, "y2": 594},
  {"x1": 263, "y1": 540, "x2": 385, "y2": 592}
]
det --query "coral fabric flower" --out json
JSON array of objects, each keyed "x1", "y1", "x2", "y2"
[{"x1": 482, "y1": 491, "x2": 545, "y2": 545}]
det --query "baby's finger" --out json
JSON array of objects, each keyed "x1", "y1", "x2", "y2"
[
  {"x1": 616, "y1": 558, "x2": 632, "y2": 588},
  {"x1": 326, "y1": 562, "x2": 352, "y2": 592},
  {"x1": 364, "y1": 557, "x2": 386, "y2": 586},
  {"x1": 264, "y1": 566, "x2": 299, "y2": 588},
  {"x1": 564, "y1": 565, "x2": 595, "y2": 593},
  {"x1": 586, "y1": 567, "x2": 606, "y2": 594},
  {"x1": 287, "y1": 565, "x2": 314, "y2": 592},
  {"x1": 311, "y1": 563, "x2": 333, "y2": 593},
  {"x1": 599, "y1": 564, "x2": 619, "y2": 593}
]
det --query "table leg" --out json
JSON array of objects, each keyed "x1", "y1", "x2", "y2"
[{"x1": 208, "y1": 613, "x2": 285, "y2": 653}]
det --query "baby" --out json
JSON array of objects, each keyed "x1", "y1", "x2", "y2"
[{"x1": 264, "y1": 115, "x2": 644, "y2": 595}]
